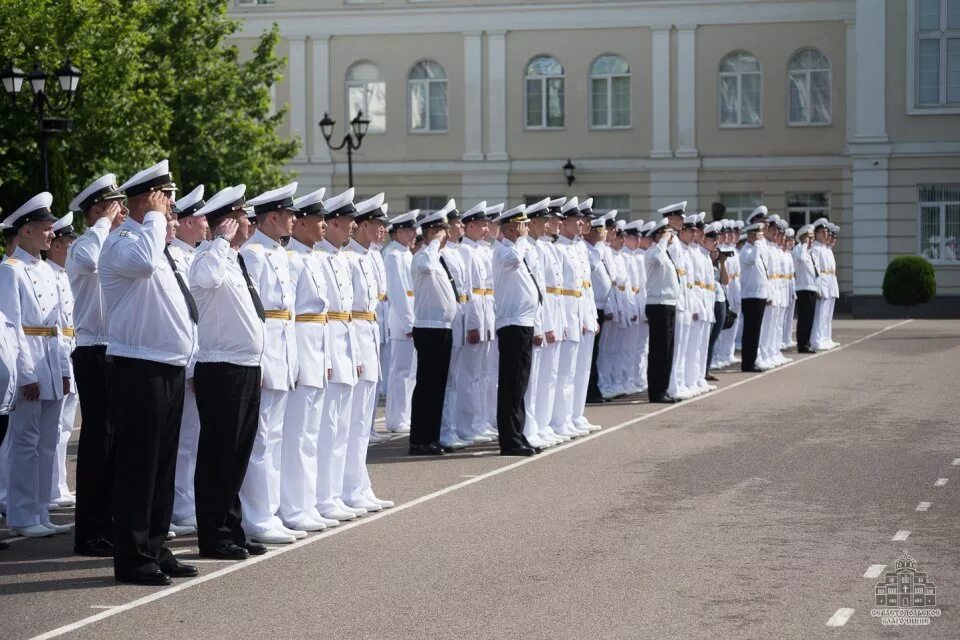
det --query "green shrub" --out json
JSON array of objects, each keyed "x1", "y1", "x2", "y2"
[{"x1": 882, "y1": 255, "x2": 936, "y2": 309}]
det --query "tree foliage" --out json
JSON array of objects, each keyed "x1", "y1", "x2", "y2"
[
  {"x1": 882, "y1": 255, "x2": 937, "y2": 310},
  {"x1": 0, "y1": 0, "x2": 298, "y2": 218}
]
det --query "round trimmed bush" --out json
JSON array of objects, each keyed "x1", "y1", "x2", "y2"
[{"x1": 882, "y1": 255, "x2": 936, "y2": 309}]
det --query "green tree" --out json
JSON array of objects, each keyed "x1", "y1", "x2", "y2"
[{"x1": 0, "y1": 0, "x2": 297, "y2": 222}]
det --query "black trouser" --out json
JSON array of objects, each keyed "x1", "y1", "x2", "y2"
[
  {"x1": 586, "y1": 311, "x2": 605, "y2": 400},
  {"x1": 496, "y1": 325, "x2": 534, "y2": 451},
  {"x1": 795, "y1": 290, "x2": 817, "y2": 352},
  {"x1": 72, "y1": 345, "x2": 114, "y2": 547},
  {"x1": 706, "y1": 300, "x2": 727, "y2": 373},
  {"x1": 740, "y1": 298, "x2": 767, "y2": 371},
  {"x1": 410, "y1": 328, "x2": 452, "y2": 446},
  {"x1": 645, "y1": 304, "x2": 676, "y2": 399},
  {"x1": 0, "y1": 414, "x2": 7, "y2": 447},
  {"x1": 109, "y1": 356, "x2": 185, "y2": 577},
  {"x1": 193, "y1": 362, "x2": 261, "y2": 553}
]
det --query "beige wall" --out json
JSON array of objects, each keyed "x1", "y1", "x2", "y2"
[
  {"x1": 695, "y1": 22, "x2": 847, "y2": 157},
  {"x1": 508, "y1": 170, "x2": 650, "y2": 219}
]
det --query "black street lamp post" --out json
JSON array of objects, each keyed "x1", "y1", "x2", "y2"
[
  {"x1": 1, "y1": 60, "x2": 82, "y2": 192},
  {"x1": 318, "y1": 111, "x2": 371, "y2": 189}
]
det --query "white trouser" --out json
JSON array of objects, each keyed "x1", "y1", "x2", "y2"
[
  {"x1": 52, "y1": 391, "x2": 78, "y2": 501},
  {"x1": 6, "y1": 398, "x2": 63, "y2": 528},
  {"x1": 379, "y1": 339, "x2": 391, "y2": 400},
  {"x1": 550, "y1": 340, "x2": 578, "y2": 431},
  {"x1": 636, "y1": 321, "x2": 650, "y2": 390},
  {"x1": 279, "y1": 383, "x2": 324, "y2": 526},
  {"x1": 726, "y1": 311, "x2": 742, "y2": 361},
  {"x1": 316, "y1": 381, "x2": 353, "y2": 514},
  {"x1": 0, "y1": 427, "x2": 9, "y2": 506},
  {"x1": 240, "y1": 388, "x2": 288, "y2": 534},
  {"x1": 699, "y1": 321, "x2": 713, "y2": 383},
  {"x1": 684, "y1": 320, "x2": 708, "y2": 390},
  {"x1": 759, "y1": 305, "x2": 777, "y2": 364},
  {"x1": 522, "y1": 343, "x2": 542, "y2": 443},
  {"x1": 668, "y1": 319, "x2": 691, "y2": 397},
  {"x1": 343, "y1": 379, "x2": 377, "y2": 504},
  {"x1": 597, "y1": 321, "x2": 617, "y2": 396},
  {"x1": 440, "y1": 344, "x2": 463, "y2": 443},
  {"x1": 484, "y1": 338, "x2": 499, "y2": 429},
  {"x1": 811, "y1": 297, "x2": 826, "y2": 349},
  {"x1": 618, "y1": 323, "x2": 638, "y2": 392},
  {"x1": 826, "y1": 297, "x2": 837, "y2": 343},
  {"x1": 715, "y1": 322, "x2": 734, "y2": 367},
  {"x1": 456, "y1": 341, "x2": 490, "y2": 439},
  {"x1": 572, "y1": 330, "x2": 595, "y2": 425},
  {"x1": 534, "y1": 340, "x2": 560, "y2": 438},
  {"x1": 385, "y1": 338, "x2": 415, "y2": 431},
  {"x1": 782, "y1": 296, "x2": 796, "y2": 347},
  {"x1": 734, "y1": 306, "x2": 744, "y2": 349},
  {"x1": 172, "y1": 386, "x2": 200, "y2": 523}
]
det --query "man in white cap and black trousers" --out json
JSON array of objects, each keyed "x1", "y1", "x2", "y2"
[
  {"x1": 645, "y1": 216, "x2": 682, "y2": 403},
  {"x1": 188, "y1": 185, "x2": 269, "y2": 559},
  {"x1": 46, "y1": 212, "x2": 79, "y2": 510},
  {"x1": 668, "y1": 210, "x2": 697, "y2": 400},
  {"x1": 0, "y1": 192, "x2": 72, "y2": 539},
  {"x1": 168, "y1": 184, "x2": 207, "y2": 536},
  {"x1": 238, "y1": 182, "x2": 302, "y2": 544},
  {"x1": 314, "y1": 187, "x2": 364, "y2": 520},
  {"x1": 343, "y1": 193, "x2": 394, "y2": 510},
  {"x1": 492, "y1": 204, "x2": 542, "y2": 456},
  {"x1": 739, "y1": 206, "x2": 771, "y2": 372},
  {"x1": 277, "y1": 187, "x2": 338, "y2": 533},
  {"x1": 793, "y1": 223, "x2": 818, "y2": 353},
  {"x1": 408, "y1": 206, "x2": 458, "y2": 456},
  {"x1": 383, "y1": 209, "x2": 418, "y2": 436},
  {"x1": 101, "y1": 160, "x2": 198, "y2": 584},
  {"x1": 66, "y1": 173, "x2": 126, "y2": 557}
]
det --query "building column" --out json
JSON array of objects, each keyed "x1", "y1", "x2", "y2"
[
  {"x1": 310, "y1": 35, "x2": 332, "y2": 164},
  {"x1": 675, "y1": 26, "x2": 698, "y2": 158},
  {"x1": 487, "y1": 30, "x2": 509, "y2": 162},
  {"x1": 288, "y1": 35, "x2": 308, "y2": 162},
  {"x1": 650, "y1": 27, "x2": 672, "y2": 158},
  {"x1": 463, "y1": 31, "x2": 484, "y2": 161},
  {"x1": 853, "y1": 0, "x2": 886, "y2": 144}
]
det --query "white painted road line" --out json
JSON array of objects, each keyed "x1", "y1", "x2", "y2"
[
  {"x1": 826, "y1": 608, "x2": 855, "y2": 627},
  {"x1": 28, "y1": 320, "x2": 912, "y2": 640},
  {"x1": 934, "y1": 478, "x2": 948, "y2": 487},
  {"x1": 916, "y1": 501, "x2": 932, "y2": 511},
  {"x1": 892, "y1": 530, "x2": 911, "y2": 542},
  {"x1": 863, "y1": 565, "x2": 886, "y2": 579},
  {"x1": 951, "y1": 458, "x2": 960, "y2": 466}
]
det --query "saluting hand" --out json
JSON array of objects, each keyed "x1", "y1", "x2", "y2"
[
  {"x1": 215, "y1": 218, "x2": 239, "y2": 242},
  {"x1": 146, "y1": 191, "x2": 170, "y2": 216}
]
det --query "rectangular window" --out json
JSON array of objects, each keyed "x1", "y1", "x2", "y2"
[
  {"x1": 719, "y1": 193, "x2": 763, "y2": 220},
  {"x1": 524, "y1": 196, "x2": 552, "y2": 206},
  {"x1": 918, "y1": 183, "x2": 960, "y2": 262},
  {"x1": 236, "y1": 0, "x2": 273, "y2": 5},
  {"x1": 526, "y1": 79, "x2": 544, "y2": 127},
  {"x1": 408, "y1": 196, "x2": 448, "y2": 213},
  {"x1": 546, "y1": 77, "x2": 565, "y2": 127},
  {"x1": 589, "y1": 195, "x2": 631, "y2": 217},
  {"x1": 915, "y1": 0, "x2": 960, "y2": 107},
  {"x1": 591, "y1": 78, "x2": 609, "y2": 127},
  {"x1": 786, "y1": 192, "x2": 830, "y2": 229}
]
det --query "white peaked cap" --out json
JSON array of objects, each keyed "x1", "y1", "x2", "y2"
[
  {"x1": 70, "y1": 173, "x2": 123, "y2": 212},
  {"x1": 175, "y1": 185, "x2": 205, "y2": 218},
  {"x1": 292, "y1": 187, "x2": 327, "y2": 215},
  {"x1": 657, "y1": 201, "x2": 686, "y2": 216},
  {"x1": 462, "y1": 201, "x2": 488, "y2": 222},
  {"x1": 194, "y1": 185, "x2": 247, "y2": 219},
  {"x1": 118, "y1": 160, "x2": 176, "y2": 197}
]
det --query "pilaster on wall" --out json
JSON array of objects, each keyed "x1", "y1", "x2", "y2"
[
  {"x1": 675, "y1": 26, "x2": 698, "y2": 158},
  {"x1": 650, "y1": 27, "x2": 672, "y2": 158},
  {"x1": 288, "y1": 36, "x2": 308, "y2": 162},
  {"x1": 487, "y1": 30, "x2": 509, "y2": 161},
  {"x1": 463, "y1": 31, "x2": 485, "y2": 161},
  {"x1": 310, "y1": 35, "x2": 332, "y2": 163},
  {"x1": 461, "y1": 163, "x2": 509, "y2": 204},
  {"x1": 851, "y1": 155, "x2": 890, "y2": 295},
  {"x1": 648, "y1": 166, "x2": 699, "y2": 214}
]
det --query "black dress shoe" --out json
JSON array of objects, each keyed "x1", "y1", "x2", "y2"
[
  {"x1": 75, "y1": 537, "x2": 114, "y2": 557},
  {"x1": 439, "y1": 444, "x2": 455, "y2": 453},
  {"x1": 199, "y1": 544, "x2": 249, "y2": 561},
  {"x1": 159, "y1": 559, "x2": 199, "y2": 578},
  {"x1": 585, "y1": 395, "x2": 607, "y2": 404},
  {"x1": 0, "y1": 539, "x2": 9, "y2": 550},
  {"x1": 649, "y1": 395, "x2": 677, "y2": 404},
  {"x1": 409, "y1": 442, "x2": 445, "y2": 456},
  {"x1": 116, "y1": 568, "x2": 171, "y2": 586},
  {"x1": 532, "y1": 446, "x2": 543, "y2": 454},
  {"x1": 500, "y1": 447, "x2": 536, "y2": 457},
  {"x1": 243, "y1": 541, "x2": 267, "y2": 556},
  {"x1": 705, "y1": 373, "x2": 719, "y2": 382},
  {"x1": 797, "y1": 347, "x2": 814, "y2": 354},
  {"x1": 741, "y1": 366, "x2": 764, "y2": 373}
]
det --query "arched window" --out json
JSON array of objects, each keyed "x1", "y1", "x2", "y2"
[
  {"x1": 719, "y1": 51, "x2": 762, "y2": 127},
  {"x1": 590, "y1": 54, "x2": 631, "y2": 128},
  {"x1": 408, "y1": 60, "x2": 448, "y2": 132},
  {"x1": 346, "y1": 61, "x2": 386, "y2": 134},
  {"x1": 788, "y1": 48, "x2": 831, "y2": 124},
  {"x1": 525, "y1": 55, "x2": 565, "y2": 129}
]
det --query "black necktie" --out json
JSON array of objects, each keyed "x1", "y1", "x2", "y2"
[
  {"x1": 666, "y1": 247, "x2": 683, "y2": 287},
  {"x1": 523, "y1": 257, "x2": 543, "y2": 305},
  {"x1": 163, "y1": 246, "x2": 199, "y2": 324},
  {"x1": 237, "y1": 253, "x2": 267, "y2": 322},
  {"x1": 439, "y1": 256, "x2": 460, "y2": 300},
  {"x1": 810, "y1": 248, "x2": 820, "y2": 278}
]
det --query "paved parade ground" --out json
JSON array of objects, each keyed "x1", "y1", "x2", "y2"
[{"x1": 1, "y1": 318, "x2": 959, "y2": 639}]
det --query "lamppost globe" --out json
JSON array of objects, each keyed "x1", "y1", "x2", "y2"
[
  {"x1": 28, "y1": 63, "x2": 47, "y2": 94},
  {"x1": 0, "y1": 64, "x2": 25, "y2": 95},
  {"x1": 563, "y1": 158, "x2": 576, "y2": 187},
  {"x1": 351, "y1": 110, "x2": 370, "y2": 142},
  {"x1": 318, "y1": 110, "x2": 370, "y2": 188},
  {"x1": 57, "y1": 59, "x2": 81, "y2": 95},
  {"x1": 319, "y1": 112, "x2": 335, "y2": 142}
]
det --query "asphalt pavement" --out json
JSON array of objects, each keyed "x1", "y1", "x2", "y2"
[{"x1": 1, "y1": 318, "x2": 958, "y2": 639}]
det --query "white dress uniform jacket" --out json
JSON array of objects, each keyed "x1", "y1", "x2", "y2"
[
  {"x1": 492, "y1": 237, "x2": 540, "y2": 330},
  {"x1": 0, "y1": 311, "x2": 28, "y2": 414},
  {"x1": 287, "y1": 238, "x2": 330, "y2": 387},
  {"x1": 536, "y1": 236, "x2": 564, "y2": 338},
  {"x1": 739, "y1": 240, "x2": 771, "y2": 301},
  {"x1": 412, "y1": 238, "x2": 457, "y2": 329},
  {"x1": 345, "y1": 239, "x2": 382, "y2": 382},
  {"x1": 459, "y1": 237, "x2": 495, "y2": 341},
  {"x1": 383, "y1": 240, "x2": 415, "y2": 340},
  {"x1": 316, "y1": 239, "x2": 361, "y2": 386},
  {"x1": 66, "y1": 217, "x2": 111, "y2": 347},
  {"x1": 645, "y1": 235, "x2": 682, "y2": 305},
  {"x1": 553, "y1": 235, "x2": 586, "y2": 341},
  {"x1": 793, "y1": 243, "x2": 818, "y2": 292}
]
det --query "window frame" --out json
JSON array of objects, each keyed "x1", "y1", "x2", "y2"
[
  {"x1": 588, "y1": 195, "x2": 632, "y2": 218},
  {"x1": 407, "y1": 195, "x2": 449, "y2": 213},
  {"x1": 407, "y1": 60, "x2": 449, "y2": 134},
  {"x1": 917, "y1": 183, "x2": 960, "y2": 264},
  {"x1": 717, "y1": 51, "x2": 763, "y2": 129},
  {"x1": 346, "y1": 61, "x2": 387, "y2": 135},
  {"x1": 718, "y1": 192, "x2": 764, "y2": 220},
  {"x1": 908, "y1": 0, "x2": 960, "y2": 114},
  {"x1": 589, "y1": 54, "x2": 632, "y2": 130},
  {"x1": 786, "y1": 192, "x2": 831, "y2": 230},
  {"x1": 786, "y1": 48, "x2": 833, "y2": 127},
  {"x1": 524, "y1": 55, "x2": 566, "y2": 131}
]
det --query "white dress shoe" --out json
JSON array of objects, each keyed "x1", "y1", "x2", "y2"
[
  {"x1": 584, "y1": 423, "x2": 602, "y2": 432},
  {"x1": 41, "y1": 521, "x2": 73, "y2": 534},
  {"x1": 51, "y1": 495, "x2": 76, "y2": 508},
  {"x1": 319, "y1": 508, "x2": 357, "y2": 522},
  {"x1": 386, "y1": 425, "x2": 411, "y2": 434},
  {"x1": 339, "y1": 505, "x2": 367, "y2": 517},
  {"x1": 12, "y1": 524, "x2": 56, "y2": 538},
  {"x1": 480, "y1": 427, "x2": 499, "y2": 439},
  {"x1": 344, "y1": 498, "x2": 382, "y2": 513},
  {"x1": 169, "y1": 521, "x2": 197, "y2": 536},
  {"x1": 283, "y1": 518, "x2": 326, "y2": 532},
  {"x1": 250, "y1": 529, "x2": 296, "y2": 544},
  {"x1": 277, "y1": 524, "x2": 307, "y2": 539},
  {"x1": 365, "y1": 493, "x2": 395, "y2": 509},
  {"x1": 368, "y1": 431, "x2": 389, "y2": 444},
  {"x1": 470, "y1": 434, "x2": 494, "y2": 444},
  {"x1": 525, "y1": 434, "x2": 548, "y2": 449},
  {"x1": 674, "y1": 389, "x2": 694, "y2": 400},
  {"x1": 305, "y1": 509, "x2": 341, "y2": 527},
  {"x1": 439, "y1": 437, "x2": 471, "y2": 449},
  {"x1": 166, "y1": 530, "x2": 177, "y2": 540}
]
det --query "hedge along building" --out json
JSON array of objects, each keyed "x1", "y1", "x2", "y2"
[{"x1": 228, "y1": 0, "x2": 960, "y2": 317}]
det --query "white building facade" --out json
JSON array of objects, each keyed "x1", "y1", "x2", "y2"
[{"x1": 230, "y1": 0, "x2": 960, "y2": 316}]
